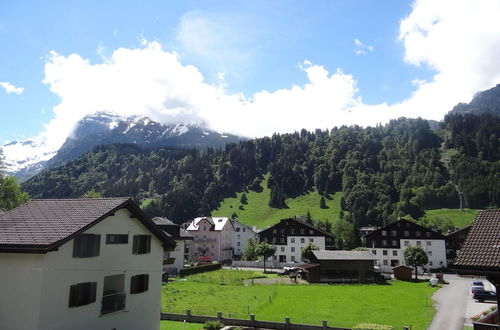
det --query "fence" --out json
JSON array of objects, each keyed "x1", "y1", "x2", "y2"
[
  {"x1": 232, "y1": 260, "x2": 299, "y2": 269},
  {"x1": 161, "y1": 310, "x2": 351, "y2": 330}
]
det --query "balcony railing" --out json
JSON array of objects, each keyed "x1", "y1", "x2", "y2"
[{"x1": 101, "y1": 292, "x2": 126, "y2": 315}]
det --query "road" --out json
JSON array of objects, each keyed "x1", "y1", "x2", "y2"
[{"x1": 427, "y1": 274, "x2": 496, "y2": 330}]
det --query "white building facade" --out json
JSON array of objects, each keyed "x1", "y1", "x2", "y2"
[
  {"x1": 364, "y1": 219, "x2": 447, "y2": 273},
  {"x1": 230, "y1": 219, "x2": 258, "y2": 258},
  {"x1": 187, "y1": 217, "x2": 234, "y2": 262},
  {"x1": 0, "y1": 198, "x2": 175, "y2": 330}
]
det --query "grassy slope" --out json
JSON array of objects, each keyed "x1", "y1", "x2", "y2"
[
  {"x1": 162, "y1": 269, "x2": 438, "y2": 330},
  {"x1": 212, "y1": 176, "x2": 342, "y2": 229},
  {"x1": 424, "y1": 208, "x2": 479, "y2": 228}
]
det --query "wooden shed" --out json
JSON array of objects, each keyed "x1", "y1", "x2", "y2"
[{"x1": 393, "y1": 265, "x2": 413, "y2": 281}]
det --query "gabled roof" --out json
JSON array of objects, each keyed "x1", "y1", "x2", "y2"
[
  {"x1": 445, "y1": 225, "x2": 472, "y2": 237},
  {"x1": 0, "y1": 198, "x2": 176, "y2": 253},
  {"x1": 312, "y1": 250, "x2": 376, "y2": 261},
  {"x1": 187, "y1": 217, "x2": 232, "y2": 231},
  {"x1": 230, "y1": 218, "x2": 258, "y2": 233},
  {"x1": 454, "y1": 210, "x2": 500, "y2": 274},
  {"x1": 364, "y1": 219, "x2": 446, "y2": 239},
  {"x1": 259, "y1": 218, "x2": 335, "y2": 238}
]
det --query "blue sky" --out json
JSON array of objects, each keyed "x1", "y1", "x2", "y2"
[{"x1": 1, "y1": 0, "x2": 500, "y2": 148}]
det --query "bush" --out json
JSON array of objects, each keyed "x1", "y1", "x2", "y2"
[
  {"x1": 353, "y1": 323, "x2": 394, "y2": 330},
  {"x1": 179, "y1": 263, "x2": 222, "y2": 277},
  {"x1": 203, "y1": 321, "x2": 224, "y2": 330}
]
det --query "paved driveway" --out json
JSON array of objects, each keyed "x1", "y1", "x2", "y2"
[{"x1": 427, "y1": 274, "x2": 496, "y2": 330}]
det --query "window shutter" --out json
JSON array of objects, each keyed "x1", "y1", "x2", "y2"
[
  {"x1": 89, "y1": 282, "x2": 97, "y2": 303},
  {"x1": 69, "y1": 284, "x2": 78, "y2": 307},
  {"x1": 130, "y1": 276, "x2": 137, "y2": 294},
  {"x1": 146, "y1": 236, "x2": 151, "y2": 253},
  {"x1": 73, "y1": 236, "x2": 81, "y2": 257},
  {"x1": 132, "y1": 236, "x2": 138, "y2": 254},
  {"x1": 144, "y1": 274, "x2": 149, "y2": 291},
  {"x1": 93, "y1": 234, "x2": 101, "y2": 256}
]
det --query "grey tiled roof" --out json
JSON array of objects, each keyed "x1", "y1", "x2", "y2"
[
  {"x1": 0, "y1": 198, "x2": 129, "y2": 246},
  {"x1": 312, "y1": 250, "x2": 376, "y2": 260},
  {"x1": 454, "y1": 210, "x2": 500, "y2": 272}
]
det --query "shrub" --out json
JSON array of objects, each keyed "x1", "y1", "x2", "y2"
[
  {"x1": 353, "y1": 323, "x2": 394, "y2": 330},
  {"x1": 179, "y1": 263, "x2": 222, "y2": 277},
  {"x1": 203, "y1": 320, "x2": 224, "y2": 330}
]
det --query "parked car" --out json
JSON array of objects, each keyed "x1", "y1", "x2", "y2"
[
  {"x1": 471, "y1": 281, "x2": 485, "y2": 294},
  {"x1": 473, "y1": 290, "x2": 497, "y2": 302}
]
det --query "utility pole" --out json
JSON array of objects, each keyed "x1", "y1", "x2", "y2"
[{"x1": 458, "y1": 191, "x2": 464, "y2": 211}]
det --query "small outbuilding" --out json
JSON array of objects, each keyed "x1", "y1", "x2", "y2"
[
  {"x1": 309, "y1": 250, "x2": 377, "y2": 283},
  {"x1": 393, "y1": 265, "x2": 414, "y2": 281}
]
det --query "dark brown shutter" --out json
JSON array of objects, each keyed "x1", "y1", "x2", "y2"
[
  {"x1": 144, "y1": 274, "x2": 149, "y2": 291},
  {"x1": 130, "y1": 275, "x2": 137, "y2": 293},
  {"x1": 146, "y1": 236, "x2": 151, "y2": 253},
  {"x1": 69, "y1": 284, "x2": 78, "y2": 307},
  {"x1": 73, "y1": 236, "x2": 81, "y2": 257},
  {"x1": 93, "y1": 234, "x2": 101, "y2": 256},
  {"x1": 132, "y1": 236, "x2": 138, "y2": 254}
]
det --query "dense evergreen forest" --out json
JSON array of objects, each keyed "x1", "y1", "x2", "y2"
[{"x1": 22, "y1": 114, "x2": 500, "y2": 226}]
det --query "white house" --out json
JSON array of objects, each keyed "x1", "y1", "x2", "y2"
[
  {"x1": 230, "y1": 219, "x2": 258, "y2": 258},
  {"x1": 152, "y1": 217, "x2": 193, "y2": 275},
  {"x1": 364, "y1": 219, "x2": 447, "y2": 273},
  {"x1": 258, "y1": 218, "x2": 336, "y2": 263},
  {"x1": 0, "y1": 198, "x2": 176, "y2": 330},
  {"x1": 186, "y1": 217, "x2": 234, "y2": 262}
]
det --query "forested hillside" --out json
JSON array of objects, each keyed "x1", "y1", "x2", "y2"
[{"x1": 22, "y1": 114, "x2": 499, "y2": 226}]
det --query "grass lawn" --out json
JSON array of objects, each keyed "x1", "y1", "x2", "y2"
[
  {"x1": 160, "y1": 321, "x2": 204, "y2": 330},
  {"x1": 212, "y1": 175, "x2": 342, "y2": 229},
  {"x1": 163, "y1": 269, "x2": 438, "y2": 329},
  {"x1": 424, "y1": 208, "x2": 478, "y2": 228}
]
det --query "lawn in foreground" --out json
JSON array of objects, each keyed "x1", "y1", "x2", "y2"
[
  {"x1": 163, "y1": 270, "x2": 438, "y2": 329},
  {"x1": 424, "y1": 208, "x2": 478, "y2": 228},
  {"x1": 160, "y1": 320, "x2": 204, "y2": 330},
  {"x1": 212, "y1": 175, "x2": 342, "y2": 229}
]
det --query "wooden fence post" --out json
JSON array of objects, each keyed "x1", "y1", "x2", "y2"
[{"x1": 322, "y1": 320, "x2": 328, "y2": 329}]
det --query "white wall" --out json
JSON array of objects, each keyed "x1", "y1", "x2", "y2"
[
  {"x1": 0, "y1": 208, "x2": 165, "y2": 330},
  {"x1": 165, "y1": 239, "x2": 185, "y2": 273},
  {"x1": 270, "y1": 236, "x2": 325, "y2": 262},
  {"x1": 232, "y1": 222, "x2": 257, "y2": 257}
]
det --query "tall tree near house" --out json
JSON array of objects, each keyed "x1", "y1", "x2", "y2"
[
  {"x1": 404, "y1": 246, "x2": 429, "y2": 280},
  {"x1": 255, "y1": 242, "x2": 276, "y2": 273},
  {"x1": 0, "y1": 160, "x2": 29, "y2": 212},
  {"x1": 82, "y1": 189, "x2": 103, "y2": 198},
  {"x1": 242, "y1": 238, "x2": 259, "y2": 261},
  {"x1": 301, "y1": 243, "x2": 319, "y2": 262}
]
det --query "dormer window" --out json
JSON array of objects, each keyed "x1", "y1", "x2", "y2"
[
  {"x1": 381, "y1": 231, "x2": 387, "y2": 236},
  {"x1": 73, "y1": 234, "x2": 100, "y2": 258}
]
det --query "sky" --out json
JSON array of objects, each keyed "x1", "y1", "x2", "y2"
[{"x1": 1, "y1": 0, "x2": 500, "y2": 152}]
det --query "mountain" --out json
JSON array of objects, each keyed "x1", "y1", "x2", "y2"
[
  {"x1": 1, "y1": 112, "x2": 243, "y2": 181},
  {"x1": 448, "y1": 84, "x2": 500, "y2": 117}
]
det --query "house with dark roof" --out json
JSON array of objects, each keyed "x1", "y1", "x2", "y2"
[
  {"x1": 0, "y1": 198, "x2": 176, "y2": 330},
  {"x1": 152, "y1": 217, "x2": 193, "y2": 275},
  {"x1": 303, "y1": 250, "x2": 377, "y2": 283},
  {"x1": 364, "y1": 219, "x2": 447, "y2": 272},
  {"x1": 258, "y1": 218, "x2": 335, "y2": 263},
  {"x1": 445, "y1": 225, "x2": 472, "y2": 261},
  {"x1": 454, "y1": 210, "x2": 500, "y2": 327}
]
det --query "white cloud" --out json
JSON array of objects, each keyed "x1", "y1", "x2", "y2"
[
  {"x1": 0, "y1": 81, "x2": 24, "y2": 95},
  {"x1": 354, "y1": 38, "x2": 374, "y2": 55},
  {"x1": 28, "y1": 0, "x2": 500, "y2": 153}
]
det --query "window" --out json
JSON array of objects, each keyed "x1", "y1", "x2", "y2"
[
  {"x1": 280, "y1": 228, "x2": 285, "y2": 234},
  {"x1": 243, "y1": 228, "x2": 246, "y2": 232},
  {"x1": 133, "y1": 235, "x2": 151, "y2": 254},
  {"x1": 273, "y1": 229, "x2": 277, "y2": 234},
  {"x1": 236, "y1": 228, "x2": 240, "y2": 232},
  {"x1": 280, "y1": 247, "x2": 285, "y2": 252},
  {"x1": 404, "y1": 240, "x2": 409, "y2": 246},
  {"x1": 372, "y1": 250, "x2": 377, "y2": 255},
  {"x1": 391, "y1": 230, "x2": 397, "y2": 236},
  {"x1": 427, "y1": 250, "x2": 432, "y2": 256},
  {"x1": 69, "y1": 282, "x2": 96, "y2": 307},
  {"x1": 291, "y1": 238, "x2": 295, "y2": 243},
  {"x1": 383, "y1": 260, "x2": 388, "y2": 266},
  {"x1": 290, "y1": 228, "x2": 295, "y2": 234},
  {"x1": 383, "y1": 250, "x2": 388, "y2": 256},
  {"x1": 429, "y1": 261, "x2": 433, "y2": 266},
  {"x1": 381, "y1": 230, "x2": 387, "y2": 236},
  {"x1": 416, "y1": 231, "x2": 421, "y2": 237},
  {"x1": 291, "y1": 247, "x2": 295, "y2": 252},
  {"x1": 102, "y1": 274, "x2": 125, "y2": 315},
  {"x1": 426, "y1": 232, "x2": 431, "y2": 237},
  {"x1": 73, "y1": 234, "x2": 100, "y2": 258},
  {"x1": 273, "y1": 255, "x2": 277, "y2": 260},
  {"x1": 405, "y1": 222, "x2": 410, "y2": 227},
  {"x1": 426, "y1": 241, "x2": 432, "y2": 246},
  {"x1": 237, "y1": 242, "x2": 240, "y2": 246},
  {"x1": 300, "y1": 229, "x2": 305, "y2": 234},
  {"x1": 272, "y1": 237, "x2": 276, "y2": 243},
  {"x1": 416, "y1": 241, "x2": 421, "y2": 246},
  {"x1": 130, "y1": 274, "x2": 149, "y2": 294},
  {"x1": 280, "y1": 237, "x2": 285, "y2": 244},
  {"x1": 309, "y1": 230, "x2": 314, "y2": 235},
  {"x1": 301, "y1": 238, "x2": 305, "y2": 243},
  {"x1": 237, "y1": 234, "x2": 240, "y2": 239},
  {"x1": 391, "y1": 240, "x2": 397, "y2": 247},
  {"x1": 404, "y1": 231, "x2": 409, "y2": 237},
  {"x1": 310, "y1": 238, "x2": 314, "y2": 243},
  {"x1": 106, "y1": 234, "x2": 128, "y2": 244},
  {"x1": 392, "y1": 250, "x2": 397, "y2": 256},
  {"x1": 382, "y1": 240, "x2": 387, "y2": 246},
  {"x1": 291, "y1": 256, "x2": 296, "y2": 262}
]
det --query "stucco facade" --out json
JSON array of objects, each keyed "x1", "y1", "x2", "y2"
[
  {"x1": 0, "y1": 203, "x2": 172, "y2": 330},
  {"x1": 187, "y1": 217, "x2": 234, "y2": 262},
  {"x1": 231, "y1": 219, "x2": 257, "y2": 258}
]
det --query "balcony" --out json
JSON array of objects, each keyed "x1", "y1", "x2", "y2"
[
  {"x1": 101, "y1": 291, "x2": 126, "y2": 315},
  {"x1": 163, "y1": 257, "x2": 176, "y2": 265}
]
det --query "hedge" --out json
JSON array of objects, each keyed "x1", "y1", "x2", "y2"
[{"x1": 179, "y1": 263, "x2": 222, "y2": 277}]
